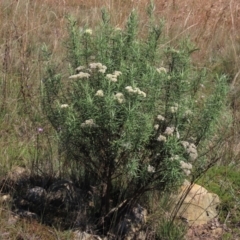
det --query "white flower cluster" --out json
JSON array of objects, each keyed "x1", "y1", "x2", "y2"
[
  {"x1": 181, "y1": 141, "x2": 198, "y2": 161},
  {"x1": 164, "y1": 126, "x2": 175, "y2": 136},
  {"x1": 114, "y1": 92, "x2": 125, "y2": 104},
  {"x1": 147, "y1": 165, "x2": 155, "y2": 173},
  {"x1": 89, "y1": 62, "x2": 107, "y2": 74},
  {"x1": 180, "y1": 160, "x2": 192, "y2": 176},
  {"x1": 170, "y1": 103, "x2": 178, "y2": 113},
  {"x1": 156, "y1": 67, "x2": 167, "y2": 74},
  {"x1": 184, "y1": 109, "x2": 193, "y2": 117},
  {"x1": 60, "y1": 104, "x2": 69, "y2": 108},
  {"x1": 157, "y1": 115, "x2": 165, "y2": 121},
  {"x1": 170, "y1": 155, "x2": 180, "y2": 161},
  {"x1": 75, "y1": 66, "x2": 86, "y2": 71},
  {"x1": 95, "y1": 89, "x2": 104, "y2": 97},
  {"x1": 157, "y1": 134, "x2": 166, "y2": 142},
  {"x1": 155, "y1": 112, "x2": 174, "y2": 142},
  {"x1": 69, "y1": 72, "x2": 91, "y2": 79},
  {"x1": 84, "y1": 28, "x2": 92, "y2": 35},
  {"x1": 125, "y1": 86, "x2": 146, "y2": 97},
  {"x1": 81, "y1": 119, "x2": 97, "y2": 128},
  {"x1": 156, "y1": 126, "x2": 175, "y2": 142},
  {"x1": 106, "y1": 71, "x2": 122, "y2": 82}
]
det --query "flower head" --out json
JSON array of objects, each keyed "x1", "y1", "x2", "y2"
[
  {"x1": 187, "y1": 143, "x2": 198, "y2": 161},
  {"x1": 125, "y1": 86, "x2": 146, "y2": 97},
  {"x1": 60, "y1": 104, "x2": 69, "y2": 108},
  {"x1": 189, "y1": 152, "x2": 198, "y2": 161},
  {"x1": 75, "y1": 66, "x2": 85, "y2": 71},
  {"x1": 147, "y1": 165, "x2": 155, "y2": 173},
  {"x1": 164, "y1": 126, "x2": 175, "y2": 136},
  {"x1": 156, "y1": 67, "x2": 167, "y2": 74},
  {"x1": 139, "y1": 90, "x2": 146, "y2": 97},
  {"x1": 184, "y1": 109, "x2": 193, "y2": 117},
  {"x1": 170, "y1": 103, "x2": 178, "y2": 113},
  {"x1": 114, "y1": 92, "x2": 125, "y2": 104},
  {"x1": 170, "y1": 106, "x2": 177, "y2": 113},
  {"x1": 95, "y1": 90, "x2": 104, "y2": 97},
  {"x1": 89, "y1": 62, "x2": 107, "y2": 73},
  {"x1": 89, "y1": 63, "x2": 101, "y2": 69},
  {"x1": 84, "y1": 29, "x2": 92, "y2": 35},
  {"x1": 181, "y1": 141, "x2": 198, "y2": 161},
  {"x1": 157, "y1": 134, "x2": 167, "y2": 142},
  {"x1": 105, "y1": 70, "x2": 122, "y2": 82},
  {"x1": 181, "y1": 141, "x2": 189, "y2": 149},
  {"x1": 85, "y1": 119, "x2": 94, "y2": 125},
  {"x1": 81, "y1": 119, "x2": 97, "y2": 128},
  {"x1": 106, "y1": 74, "x2": 117, "y2": 82},
  {"x1": 113, "y1": 71, "x2": 122, "y2": 77},
  {"x1": 170, "y1": 155, "x2": 180, "y2": 161},
  {"x1": 180, "y1": 160, "x2": 192, "y2": 176},
  {"x1": 37, "y1": 128, "x2": 43, "y2": 133},
  {"x1": 69, "y1": 72, "x2": 90, "y2": 79},
  {"x1": 157, "y1": 115, "x2": 165, "y2": 121},
  {"x1": 125, "y1": 86, "x2": 134, "y2": 94},
  {"x1": 98, "y1": 65, "x2": 107, "y2": 74}
]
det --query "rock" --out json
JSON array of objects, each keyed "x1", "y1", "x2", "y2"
[
  {"x1": 16, "y1": 209, "x2": 39, "y2": 220},
  {"x1": 185, "y1": 218, "x2": 225, "y2": 240},
  {"x1": 124, "y1": 230, "x2": 146, "y2": 240},
  {"x1": 212, "y1": 227, "x2": 223, "y2": 236},
  {"x1": 15, "y1": 187, "x2": 46, "y2": 211},
  {"x1": 175, "y1": 180, "x2": 220, "y2": 225},
  {"x1": 26, "y1": 187, "x2": 47, "y2": 204},
  {"x1": 132, "y1": 204, "x2": 147, "y2": 224},
  {"x1": 111, "y1": 204, "x2": 147, "y2": 239},
  {"x1": 47, "y1": 180, "x2": 80, "y2": 209},
  {"x1": 73, "y1": 230, "x2": 102, "y2": 240}
]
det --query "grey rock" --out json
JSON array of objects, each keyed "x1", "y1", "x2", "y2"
[
  {"x1": 131, "y1": 204, "x2": 147, "y2": 224},
  {"x1": 73, "y1": 230, "x2": 102, "y2": 240},
  {"x1": 16, "y1": 209, "x2": 39, "y2": 220},
  {"x1": 111, "y1": 204, "x2": 147, "y2": 238},
  {"x1": 26, "y1": 187, "x2": 47, "y2": 204},
  {"x1": 47, "y1": 180, "x2": 80, "y2": 209}
]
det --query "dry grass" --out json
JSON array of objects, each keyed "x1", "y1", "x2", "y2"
[
  {"x1": 0, "y1": 205, "x2": 73, "y2": 239},
  {"x1": 0, "y1": 0, "x2": 240, "y2": 238}
]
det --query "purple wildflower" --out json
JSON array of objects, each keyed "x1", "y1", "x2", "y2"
[{"x1": 37, "y1": 128, "x2": 43, "y2": 133}]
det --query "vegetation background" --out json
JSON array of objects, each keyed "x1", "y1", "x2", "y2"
[{"x1": 0, "y1": 0, "x2": 240, "y2": 239}]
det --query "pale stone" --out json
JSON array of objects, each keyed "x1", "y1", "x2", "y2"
[
  {"x1": 73, "y1": 231, "x2": 102, "y2": 240},
  {"x1": 212, "y1": 227, "x2": 223, "y2": 236},
  {"x1": 175, "y1": 180, "x2": 220, "y2": 225},
  {"x1": 0, "y1": 194, "x2": 11, "y2": 202}
]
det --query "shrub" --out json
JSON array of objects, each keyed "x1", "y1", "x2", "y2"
[{"x1": 42, "y1": 3, "x2": 230, "y2": 232}]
